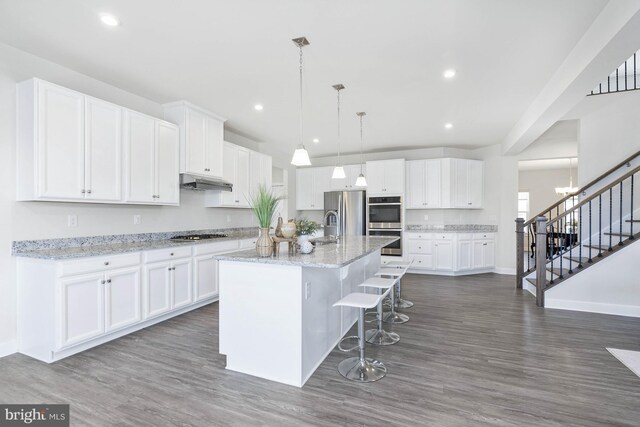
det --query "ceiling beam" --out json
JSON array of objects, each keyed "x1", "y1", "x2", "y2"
[{"x1": 502, "y1": 0, "x2": 640, "y2": 155}]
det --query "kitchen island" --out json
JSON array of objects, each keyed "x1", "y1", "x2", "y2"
[{"x1": 214, "y1": 236, "x2": 398, "y2": 387}]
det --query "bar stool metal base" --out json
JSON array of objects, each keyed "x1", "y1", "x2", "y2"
[
  {"x1": 365, "y1": 328, "x2": 400, "y2": 345},
  {"x1": 383, "y1": 311, "x2": 409, "y2": 324},
  {"x1": 384, "y1": 297, "x2": 414, "y2": 309},
  {"x1": 337, "y1": 357, "x2": 387, "y2": 382}
]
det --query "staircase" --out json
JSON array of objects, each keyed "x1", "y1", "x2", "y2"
[{"x1": 516, "y1": 150, "x2": 640, "y2": 307}]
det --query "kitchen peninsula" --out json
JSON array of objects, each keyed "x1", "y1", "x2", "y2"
[{"x1": 214, "y1": 235, "x2": 398, "y2": 387}]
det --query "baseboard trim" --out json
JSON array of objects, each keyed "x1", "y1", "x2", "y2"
[
  {"x1": 494, "y1": 267, "x2": 516, "y2": 275},
  {"x1": 0, "y1": 340, "x2": 17, "y2": 358},
  {"x1": 545, "y1": 298, "x2": 640, "y2": 318}
]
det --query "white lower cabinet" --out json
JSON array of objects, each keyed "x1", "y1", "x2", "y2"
[
  {"x1": 17, "y1": 237, "x2": 255, "y2": 363},
  {"x1": 405, "y1": 232, "x2": 495, "y2": 275}
]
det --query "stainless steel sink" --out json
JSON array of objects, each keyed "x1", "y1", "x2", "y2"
[{"x1": 311, "y1": 237, "x2": 338, "y2": 246}]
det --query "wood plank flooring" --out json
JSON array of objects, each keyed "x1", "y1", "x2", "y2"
[{"x1": 1, "y1": 273, "x2": 640, "y2": 426}]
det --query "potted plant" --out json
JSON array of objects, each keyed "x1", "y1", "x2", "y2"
[
  {"x1": 249, "y1": 184, "x2": 284, "y2": 257},
  {"x1": 294, "y1": 217, "x2": 319, "y2": 245}
]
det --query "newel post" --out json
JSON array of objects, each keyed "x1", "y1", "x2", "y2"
[
  {"x1": 535, "y1": 216, "x2": 548, "y2": 307},
  {"x1": 515, "y1": 218, "x2": 524, "y2": 289}
]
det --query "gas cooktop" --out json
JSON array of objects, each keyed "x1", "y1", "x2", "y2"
[{"x1": 170, "y1": 233, "x2": 229, "y2": 241}]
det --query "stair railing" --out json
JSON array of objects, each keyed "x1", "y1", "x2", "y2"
[{"x1": 519, "y1": 162, "x2": 640, "y2": 306}]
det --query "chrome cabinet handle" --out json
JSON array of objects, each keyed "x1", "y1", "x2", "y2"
[
  {"x1": 87, "y1": 190, "x2": 92, "y2": 194},
  {"x1": 104, "y1": 261, "x2": 110, "y2": 266},
  {"x1": 170, "y1": 252, "x2": 174, "y2": 256},
  {"x1": 101, "y1": 280, "x2": 106, "y2": 284},
  {"x1": 81, "y1": 189, "x2": 85, "y2": 194},
  {"x1": 107, "y1": 279, "x2": 112, "y2": 283}
]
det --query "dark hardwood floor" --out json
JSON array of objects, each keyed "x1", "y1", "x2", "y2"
[{"x1": 1, "y1": 273, "x2": 640, "y2": 426}]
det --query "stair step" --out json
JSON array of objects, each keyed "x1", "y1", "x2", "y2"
[
  {"x1": 563, "y1": 256, "x2": 589, "y2": 264},
  {"x1": 604, "y1": 232, "x2": 632, "y2": 237},
  {"x1": 525, "y1": 277, "x2": 551, "y2": 287},
  {"x1": 626, "y1": 219, "x2": 640, "y2": 223},
  {"x1": 583, "y1": 244, "x2": 607, "y2": 250},
  {"x1": 546, "y1": 267, "x2": 571, "y2": 277}
]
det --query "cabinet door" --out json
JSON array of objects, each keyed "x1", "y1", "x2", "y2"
[
  {"x1": 105, "y1": 267, "x2": 141, "y2": 332},
  {"x1": 36, "y1": 81, "x2": 85, "y2": 200},
  {"x1": 185, "y1": 108, "x2": 207, "y2": 176},
  {"x1": 194, "y1": 255, "x2": 218, "y2": 301},
  {"x1": 383, "y1": 159, "x2": 405, "y2": 194},
  {"x1": 144, "y1": 262, "x2": 172, "y2": 318},
  {"x1": 365, "y1": 161, "x2": 385, "y2": 194},
  {"x1": 296, "y1": 168, "x2": 313, "y2": 210},
  {"x1": 59, "y1": 273, "x2": 105, "y2": 348},
  {"x1": 472, "y1": 240, "x2": 485, "y2": 269},
  {"x1": 85, "y1": 96, "x2": 122, "y2": 202},
  {"x1": 406, "y1": 161, "x2": 425, "y2": 208},
  {"x1": 425, "y1": 159, "x2": 442, "y2": 208},
  {"x1": 434, "y1": 241, "x2": 454, "y2": 270},
  {"x1": 483, "y1": 240, "x2": 495, "y2": 268},
  {"x1": 205, "y1": 116, "x2": 224, "y2": 178},
  {"x1": 222, "y1": 143, "x2": 237, "y2": 206},
  {"x1": 236, "y1": 148, "x2": 251, "y2": 207},
  {"x1": 312, "y1": 167, "x2": 332, "y2": 209},
  {"x1": 155, "y1": 121, "x2": 180, "y2": 205},
  {"x1": 172, "y1": 259, "x2": 193, "y2": 309},
  {"x1": 452, "y1": 159, "x2": 469, "y2": 208},
  {"x1": 457, "y1": 240, "x2": 472, "y2": 271},
  {"x1": 468, "y1": 160, "x2": 484, "y2": 208},
  {"x1": 124, "y1": 110, "x2": 156, "y2": 203}
]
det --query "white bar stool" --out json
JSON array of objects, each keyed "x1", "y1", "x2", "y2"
[
  {"x1": 333, "y1": 292, "x2": 387, "y2": 382},
  {"x1": 382, "y1": 260, "x2": 414, "y2": 308},
  {"x1": 374, "y1": 267, "x2": 409, "y2": 324},
  {"x1": 359, "y1": 277, "x2": 400, "y2": 346}
]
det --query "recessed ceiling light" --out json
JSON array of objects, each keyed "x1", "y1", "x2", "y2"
[
  {"x1": 100, "y1": 14, "x2": 121, "y2": 27},
  {"x1": 254, "y1": 104, "x2": 264, "y2": 111},
  {"x1": 312, "y1": 138, "x2": 319, "y2": 143},
  {"x1": 444, "y1": 123, "x2": 453, "y2": 129},
  {"x1": 443, "y1": 69, "x2": 456, "y2": 79}
]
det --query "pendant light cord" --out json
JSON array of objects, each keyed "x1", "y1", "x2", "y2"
[
  {"x1": 359, "y1": 114, "x2": 364, "y2": 173},
  {"x1": 299, "y1": 45, "x2": 304, "y2": 148},
  {"x1": 337, "y1": 88, "x2": 341, "y2": 164}
]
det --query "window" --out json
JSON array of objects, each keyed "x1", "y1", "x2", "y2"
[{"x1": 518, "y1": 192, "x2": 530, "y2": 221}]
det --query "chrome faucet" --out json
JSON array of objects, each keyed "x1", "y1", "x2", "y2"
[{"x1": 324, "y1": 210, "x2": 339, "y2": 239}]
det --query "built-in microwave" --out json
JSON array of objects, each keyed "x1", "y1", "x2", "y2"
[
  {"x1": 368, "y1": 196, "x2": 402, "y2": 229},
  {"x1": 368, "y1": 229, "x2": 402, "y2": 256}
]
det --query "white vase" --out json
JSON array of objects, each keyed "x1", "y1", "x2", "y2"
[{"x1": 297, "y1": 234, "x2": 309, "y2": 245}]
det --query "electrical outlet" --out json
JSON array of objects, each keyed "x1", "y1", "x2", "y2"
[
  {"x1": 423, "y1": 214, "x2": 429, "y2": 221},
  {"x1": 305, "y1": 282, "x2": 311, "y2": 299},
  {"x1": 133, "y1": 215, "x2": 141, "y2": 225},
  {"x1": 227, "y1": 215, "x2": 231, "y2": 223},
  {"x1": 67, "y1": 215, "x2": 77, "y2": 227}
]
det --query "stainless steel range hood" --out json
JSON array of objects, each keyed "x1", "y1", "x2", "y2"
[{"x1": 180, "y1": 174, "x2": 233, "y2": 192}]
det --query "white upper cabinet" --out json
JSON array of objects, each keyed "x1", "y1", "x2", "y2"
[
  {"x1": 85, "y1": 96, "x2": 122, "y2": 202},
  {"x1": 365, "y1": 159, "x2": 405, "y2": 194},
  {"x1": 17, "y1": 79, "x2": 85, "y2": 201},
  {"x1": 406, "y1": 159, "x2": 441, "y2": 209},
  {"x1": 162, "y1": 101, "x2": 226, "y2": 179},
  {"x1": 296, "y1": 167, "x2": 333, "y2": 210},
  {"x1": 124, "y1": 110, "x2": 180, "y2": 205},
  {"x1": 17, "y1": 78, "x2": 179, "y2": 206},
  {"x1": 205, "y1": 142, "x2": 269, "y2": 208},
  {"x1": 330, "y1": 164, "x2": 366, "y2": 191},
  {"x1": 447, "y1": 158, "x2": 483, "y2": 209}
]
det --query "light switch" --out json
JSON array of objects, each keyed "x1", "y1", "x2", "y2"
[
  {"x1": 423, "y1": 214, "x2": 429, "y2": 221},
  {"x1": 68, "y1": 215, "x2": 77, "y2": 227},
  {"x1": 133, "y1": 215, "x2": 141, "y2": 225}
]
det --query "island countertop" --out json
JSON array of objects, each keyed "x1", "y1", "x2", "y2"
[{"x1": 213, "y1": 236, "x2": 398, "y2": 268}]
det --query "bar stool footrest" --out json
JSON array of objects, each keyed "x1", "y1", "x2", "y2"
[{"x1": 337, "y1": 336, "x2": 359, "y2": 352}]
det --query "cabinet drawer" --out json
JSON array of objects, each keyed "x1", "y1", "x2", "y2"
[
  {"x1": 406, "y1": 232, "x2": 433, "y2": 240},
  {"x1": 434, "y1": 233, "x2": 454, "y2": 241},
  {"x1": 193, "y1": 240, "x2": 240, "y2": 256},
  {"x1": 60, "y1": 252, "x2": 141, "y2": 277},
  {"x1": 144, "y1": 246, "x2": 192, "y2": 263},
  {"x1": 457, "y1": 233, "x2": 473, "y2": 240},
  {"x1": 472, "y1": 232, "x2": 495, "y2": 240},
  {"x1": 408, "y1": 255, "x2": 433, "y2": 269},
  {"x1": 406, "y1": 239, "x2": 433, "y2": 254},
  {"x1": 239, "y1": 238, "x2": 258, "y2": 249}
]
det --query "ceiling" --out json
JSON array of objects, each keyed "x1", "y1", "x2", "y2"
[{"x1": 0, "y1": 0, "x2": 609, "y2": 158}]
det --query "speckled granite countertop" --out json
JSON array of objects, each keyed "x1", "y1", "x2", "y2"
[
  {"x1": 12, "y1": 228, "x2": 259, "y2": 260},
  {"x1": 214, "y1": 236, "x2": 398, "y2": 268},
  {"x1": 406, "y1": 224, "x2": 497, "y2": 232}
]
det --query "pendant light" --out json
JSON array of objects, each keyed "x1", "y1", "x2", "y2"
[
  {"x1": 354, "y1": 112, "x2": 367, "y2": 187},
  {"x1": 555, "y1": 158, "x2": 579, "y2": 195},
  {"x1": 290, "y1": 37, "x2": 311, "y2": 166},
  {"x1": 332, "y1": 84, "x2": 346, "y2": 179}
]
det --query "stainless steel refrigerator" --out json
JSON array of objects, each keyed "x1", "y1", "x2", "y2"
[{"x1": 323, "y1": 191, "x2": 366, "y2": 237}]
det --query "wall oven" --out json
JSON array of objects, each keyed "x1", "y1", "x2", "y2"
[{"x1": 368, "y1": 196, "x2": 403, "y2": 256}]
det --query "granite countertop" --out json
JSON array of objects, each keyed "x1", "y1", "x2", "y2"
[
  {"x1": 213, "y1": 236, "x2": 399, "y2": 269},
  {"x1": 12, "y1": 228, "x2": 259, "y2": 260},
  {"x1": 406, "y1": 224, "x2": 497, "y2": 232}
]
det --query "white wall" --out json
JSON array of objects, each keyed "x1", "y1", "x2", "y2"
[
  {"x1": 303, "y1": 143, "x2": 519, "y2": 274},
  {"x1": 0, "y1": 43, "x2": 294, "y2": 356},
  {"x1": 518, "y1": 168, "x2": 573, "y2": 217}
]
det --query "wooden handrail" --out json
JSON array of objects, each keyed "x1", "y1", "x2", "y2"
[
  {"x1": 523, "y1": 149, "x2": 640, "y2": 227},
  {"x1": 546, "y1": 163, "x2": 640, "y2": 228}
]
